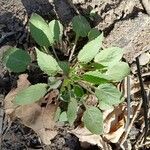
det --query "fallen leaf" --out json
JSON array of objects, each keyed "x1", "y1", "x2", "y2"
[
  {"x1": 26, "y1": 104, "x2": 58, "y2": 145},
  {"x1": 103, "y1": 103, "x2": 127, "y2": 143},
  {"x1": 71, "y1": 126, "x2": 106, "y2": 148},
  {"x1": 4, "y1": 74, "x2": 30, "y2": 115}
]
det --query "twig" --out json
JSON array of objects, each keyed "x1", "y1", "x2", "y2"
[
  {"x1": 0, "y1": 32, "x2": 16, "y2": 45},
  {"x1": 69, "y1": 35, "x2": 78, "y2": 62},
  {"x1": 136, "y1": 57, "x2": 149, "y2": 142},
  {"x1": 120, "y1": 99, "x2": 142, "y2": 145},
  {"x1": 77, "y1": 81, "x2": 95, "y2": 95},
  {"x1": 125, "y1": 76, "x2": 131, "y2": 131}
]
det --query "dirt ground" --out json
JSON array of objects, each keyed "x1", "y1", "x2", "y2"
[{"x1": 0, "y1": 0, "x2": 150, "y2": 149}]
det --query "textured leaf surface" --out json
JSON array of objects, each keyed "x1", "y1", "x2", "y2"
[
  {"x1": 72, "y1": 15, "x2": 91, "y2": 37},
  {"x1": 83, "y1": 106, "x2": 103, "y2": 134},
  {"x1": 49, "y1": 20, "x2": 63, "y2": 42},
  {"x1": 83, "y1": 71, "x2": 109, "y2": 84},
  {"x1": 59, "y1": 111, "x2": 68, "y2": 122},
  {"x1": 94, "y1": 47, "x2": 124, "y2": 66},
  {"x1": 78, "y1": 34, "x2": 103, "y2": 64},
  {"x1": 67, "y1": 99, "x2": 78, "y2": 125},
  {"x1": 36, "y1": 48, "x2": 62, "y2": 76},
  {"x1": 2, "y1": 48, "x2": 31, "y2": 73},
  {"x1": 88, "y1": 28, "x2": 101, "y2": 41},
  {"x1": 29, "y1": 13, "x2": 54, "y2": 46},
  {"x1": 95, "y1": 83, "x2": 122, "y2": 106},
  {"x1": 15, "y1": 83, "x2": 47, "y2": 105},
  {"x1": 106, "y1": 62, "x2": 130, "y2": 82},
  {"x1": 73, "y1": 85, "x2": 84, "y2": 98}
]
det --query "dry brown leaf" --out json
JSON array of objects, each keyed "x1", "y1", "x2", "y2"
[
  {"x1": 15, "y1": 103, "x2": 41, "y2": 124},
  {"x1": 4, "y1": 74, "x2": 30, "y2": 115},
  {"x1": 71, "y1": 126, "x2": 106, "y2": 148},
  {"x1": 103, "y1": 104, "x2": 127, "y2": 143},
  {"x1": 22, "y1": 104, "x2": 58, "y2": 145}
]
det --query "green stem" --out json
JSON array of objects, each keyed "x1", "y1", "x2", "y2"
[
  {"x1": 69, "y1": 35, "x2": 78, "y2": 62},
  {"x1": 52, "y1": 45, "x2": 59, "y2": 61},
  {"x1": 43, "y1": 46, "x2": 50, "y2": 54}
]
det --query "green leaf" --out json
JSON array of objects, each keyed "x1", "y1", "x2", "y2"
[
  {"x1": 67, "y1": 98, "x2": 78, "y2": 125},
  {"x1": 83, "y1": 106, "x2": 103, "y2": 134},
  {"x1": 59, "y1": 111, "x2": 68, "y2": 122},
  {"x1": 78, "y1": 33, "x2": 103, "y2": 64},
  {"x1": 88, "y1": 28, "x2": 101, "y2": 41},
  {"x1": 72, "y1": 15, "x2": 91, "y2": 37},
  {"x1": 29, "y1": 13, "x2": 54, "y2": 47},
  {"x1": 106, "y1": 62, "x2": 130, "y2": 82},
  {"x1": 49, "y1": 20, "x2": 63, "y2": 42},
  {"x1": 2, "y1": 47, "x2": 31, "y2": 73},
  {"x1": 58, "y1": 61, "x2": 70, "y2": 75},
  {"x1": 54, "y1": 107, "x2": 61, "y2": 122},
  {"x1": 82, "y1": 71, "x2": 109, "y2": 84},
  {"x1": 98, "y1": 101, "x2": 113, "y2": 110},
  {"x1": 14, "y1": 83, "x2": 47, "y2": 105},
  {"x1": 95, "y1": 83, "x2": 122, "y2": 107},
  {"x1": 36, "y1": 48, "x2": 62, "y2": 76},
  {"x1": 94, "y1": 47, "x2": 124, "y2": 67},
  {"x1": 73, "y1": 85, "x2": 84, "y2": 98}
]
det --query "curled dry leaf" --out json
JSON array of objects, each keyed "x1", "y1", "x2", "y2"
[
  {"x1": 71, "y1": 126, "x2": 107, "y2": 149},
  {"x1": 4, "y1": 74, "x2": 30, "y2": 115},
  {"x1": 103, "y1": 103, "x2": 127, "y2": 143}
]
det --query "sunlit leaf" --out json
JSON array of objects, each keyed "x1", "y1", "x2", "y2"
[
  {"x1": 78, "y1": 33, "x2": 103, "y2": 64},
  {"x1": 83, "y1": 106, "x2": 103, "y2": 134},
  {"x1": 29, "y1": 13, "x2": 54, "y2": 46},
  {"x1": 36, "y1": 48, "x2": 62, "y2": 76},
  {"x1": 15, "y1": 83, "x2": 47, "y2": 105}
]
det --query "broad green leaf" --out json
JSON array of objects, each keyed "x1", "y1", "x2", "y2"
[
  {"x1": 72, "y1": 15, "x2": 91, "y2": 37},
  {"x1": 73, "y1": 85, "x2": 84, "y2": 98},
  {"x1": 78, "y1": 33, "x2": 103, "y2": 64},
  {"x1": 2, "y1": 48, "x2": 31, "y2": 73},
  {"x1": 58, "y1": 61, "x2": 70, "y2": 75},
  {"x1": 49, "y1": 20, "x2": 63, "y2": 42},
  {"x1": 98, "y1": 101, "x2": 113, "y2": 110},
  {"x1": 82, "y1": 71, "x2": 109, "y2": 84},
  {"x1": 15, "y1": 83, "x2": 47, "y2": 105},
  {"x1": 106, "y1": 62, "x2": 130, "y2": 82},
  {"x1": 83, "y1": 106, "x2": 103, "y2": 134},
  {"x1": 54, "y1": 107, "x2": 61, "y2": 122},
  {"x1": 94, "y1": 47, "x2": 124, "y2": 66},
  {"x1": 59, "y1": 111, "x2": 68, "y2": 122},
  {"x1": 88, "y1": 28, "x2": 101, "y2": 41},
  {"x1": 36, "y1": 48, "x2": 62, "y2": 76},
  {"x1": 29, "y1": 13, "x2": 54, "y2": 46},
  {"x1": 67, "y1": 98, "x2": 78, "y2": 125},
  {"x1": 95, "y1": 83, "x2": 122, "y2": 106}
]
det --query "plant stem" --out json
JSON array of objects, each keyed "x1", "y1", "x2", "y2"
[
  {"x1": 69, "y1": 35, "x2": 78, "y2": 62},
  {"x1": 52, "y1": 45, "x2": 59, "y2": 61},
  {"x1": 43, "y1": 46, "x2": 50, "y2": 54}
]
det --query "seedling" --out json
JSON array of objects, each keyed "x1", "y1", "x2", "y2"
[{"x1": 2, "y1": 13, "x2": 130, "y2": 134}]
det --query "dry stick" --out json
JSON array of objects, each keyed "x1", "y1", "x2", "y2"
[
  {"x1": 136, "y1": 57, "x2": 149, "y2": 142},
  {"x1": 120, "y1": 99, "x2": 142, "y2": 145},
  {"x1": 125, "y1": 76, "x2": 131, "y2": 131},
  {"x1": 69, "y1": 35, "x2": 78, "y2": 62}
]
